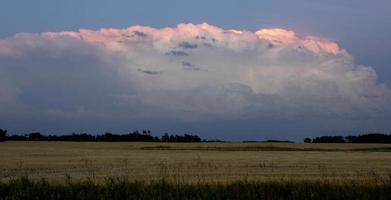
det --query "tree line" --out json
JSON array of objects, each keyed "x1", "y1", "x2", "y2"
[
  {"x1": 0, "y1": 129, "x2": 202, "y2": 143},
  {"x1": 304, "y1": 133, "x2": 391, "y2": 143},
  {"x1": 1, "y1": 128, "x2": 391, "y2": 143}
]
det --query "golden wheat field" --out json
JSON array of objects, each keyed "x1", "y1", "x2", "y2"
[{"x1": 0, "y1": 142, "x2": 390, "y2": 183}]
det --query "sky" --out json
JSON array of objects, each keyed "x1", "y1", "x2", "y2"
[{"x1": 0, "y1": 0, "x2": 390, "y2": 140}]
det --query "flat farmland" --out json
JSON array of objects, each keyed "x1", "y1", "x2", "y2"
[{"x1": 1, "y1": 142, "x2": 390, "y2": 183}]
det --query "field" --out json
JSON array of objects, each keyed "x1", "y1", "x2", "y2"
[
  {"x1": 1, "y1": 142, "x2": 391, "y2": 199},
  {"x1": 1, "y1": 141, "x2": 391, "y2": 183}
]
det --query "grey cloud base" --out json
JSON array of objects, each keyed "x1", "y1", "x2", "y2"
[{"x1": 0, "y1": 23, "x2": 390, "y2": 139}]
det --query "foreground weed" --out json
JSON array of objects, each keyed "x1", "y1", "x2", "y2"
[{"x1": 0, "y1": 176, "x2": 390, "y2": 200}]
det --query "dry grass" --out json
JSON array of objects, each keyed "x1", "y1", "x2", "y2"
[{"x1": 1, "y1": 142, "x2": 391, "y2": 183}]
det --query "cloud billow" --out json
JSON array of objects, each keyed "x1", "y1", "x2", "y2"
[{"x1": 0, "y1": 23, "x2": 390, "y2": 135}]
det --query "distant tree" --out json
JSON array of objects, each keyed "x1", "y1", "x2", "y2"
[
  {"x1": 347, "y1": 133, "x2": 391, "y2": 143},
  {"x1": 28, "y1": 132, "x2": 44, "y2": 141},
  {"x1": 161, "y1": 133, "x2": 201, "y2": 143},
  {"x1": 304, "y1": 138, "x2": 312, "y2": 143},
  {"x1": 312, "y1": 136, "x2": 345, "y2": 143},
  {"x1": 161, "y1": 133, "x2": 169, "y2": 142},
  {"x1": 345, "y1": 136, "x2": 357, "y2": 143},
  {"x1": 0, "y1": 129, "x2": 7, "y2": 142},
  {"x1": 308, "y1": 133, "x2": 391, "y2": 144},
  {"x1": 3, "y1": 130, "x2": 202, "y2": 143}
]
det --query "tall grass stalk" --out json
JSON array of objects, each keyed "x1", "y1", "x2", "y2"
[{"x1": 0, "y1": 176, "x2": 390, "y2": 200}]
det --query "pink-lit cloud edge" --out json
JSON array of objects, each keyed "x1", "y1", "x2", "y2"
[{"x1": 0, "y1": 23, "x2": 390, "y2": 122}]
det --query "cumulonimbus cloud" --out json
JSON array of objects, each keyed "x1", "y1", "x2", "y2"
[{"x1": 0, "y1": 23, "x2": 390, "y2": 125}]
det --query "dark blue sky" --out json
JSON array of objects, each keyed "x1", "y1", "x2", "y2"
[{"x1": 1, "y1": 0, "x2": 390, "y2": 140}]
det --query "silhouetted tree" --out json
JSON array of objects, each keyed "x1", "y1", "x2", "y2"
[
  {"x1": 346, "y1": 133, "x2": 391, "y2": 143},
  {"x1": 162, "y1": 133, "x2": 169, "y2": 142},
  {"x1": 312, "y1": 136, "x2": 345, "y2": 143},
  {"x1": 304, "y1": 138, "x2": 312, "y2": 143},
  {"x1": 307, "y1": 133, "x2": 391, "y2": 144},
  {"x1": 160, "y1": 133, "x2": 201, "y2": 142},
  {"x1": 0, "y1": 129, "x2": 7, "y2": 142},
  {"x1": 3, "y1": 130, "x2": 205, "y2": 142},
  {"x1": 345, "y1": 136, "x2": 357, "y2": 143},
  {"x1": 28, "y1": 132, "x2": 44, "y2": 141}
]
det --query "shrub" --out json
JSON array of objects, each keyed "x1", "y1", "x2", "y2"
[{"x1": 0, "y1": 129, "x2": 7, "y2": 142}]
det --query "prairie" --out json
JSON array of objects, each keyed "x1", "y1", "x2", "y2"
[{"x1": 1, "y1": 141, "x2": 390, "y2": 183}]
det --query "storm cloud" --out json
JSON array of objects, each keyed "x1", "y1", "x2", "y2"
[{"x1": 0, "y1": 23, "x2": 390, "y2": 137}]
